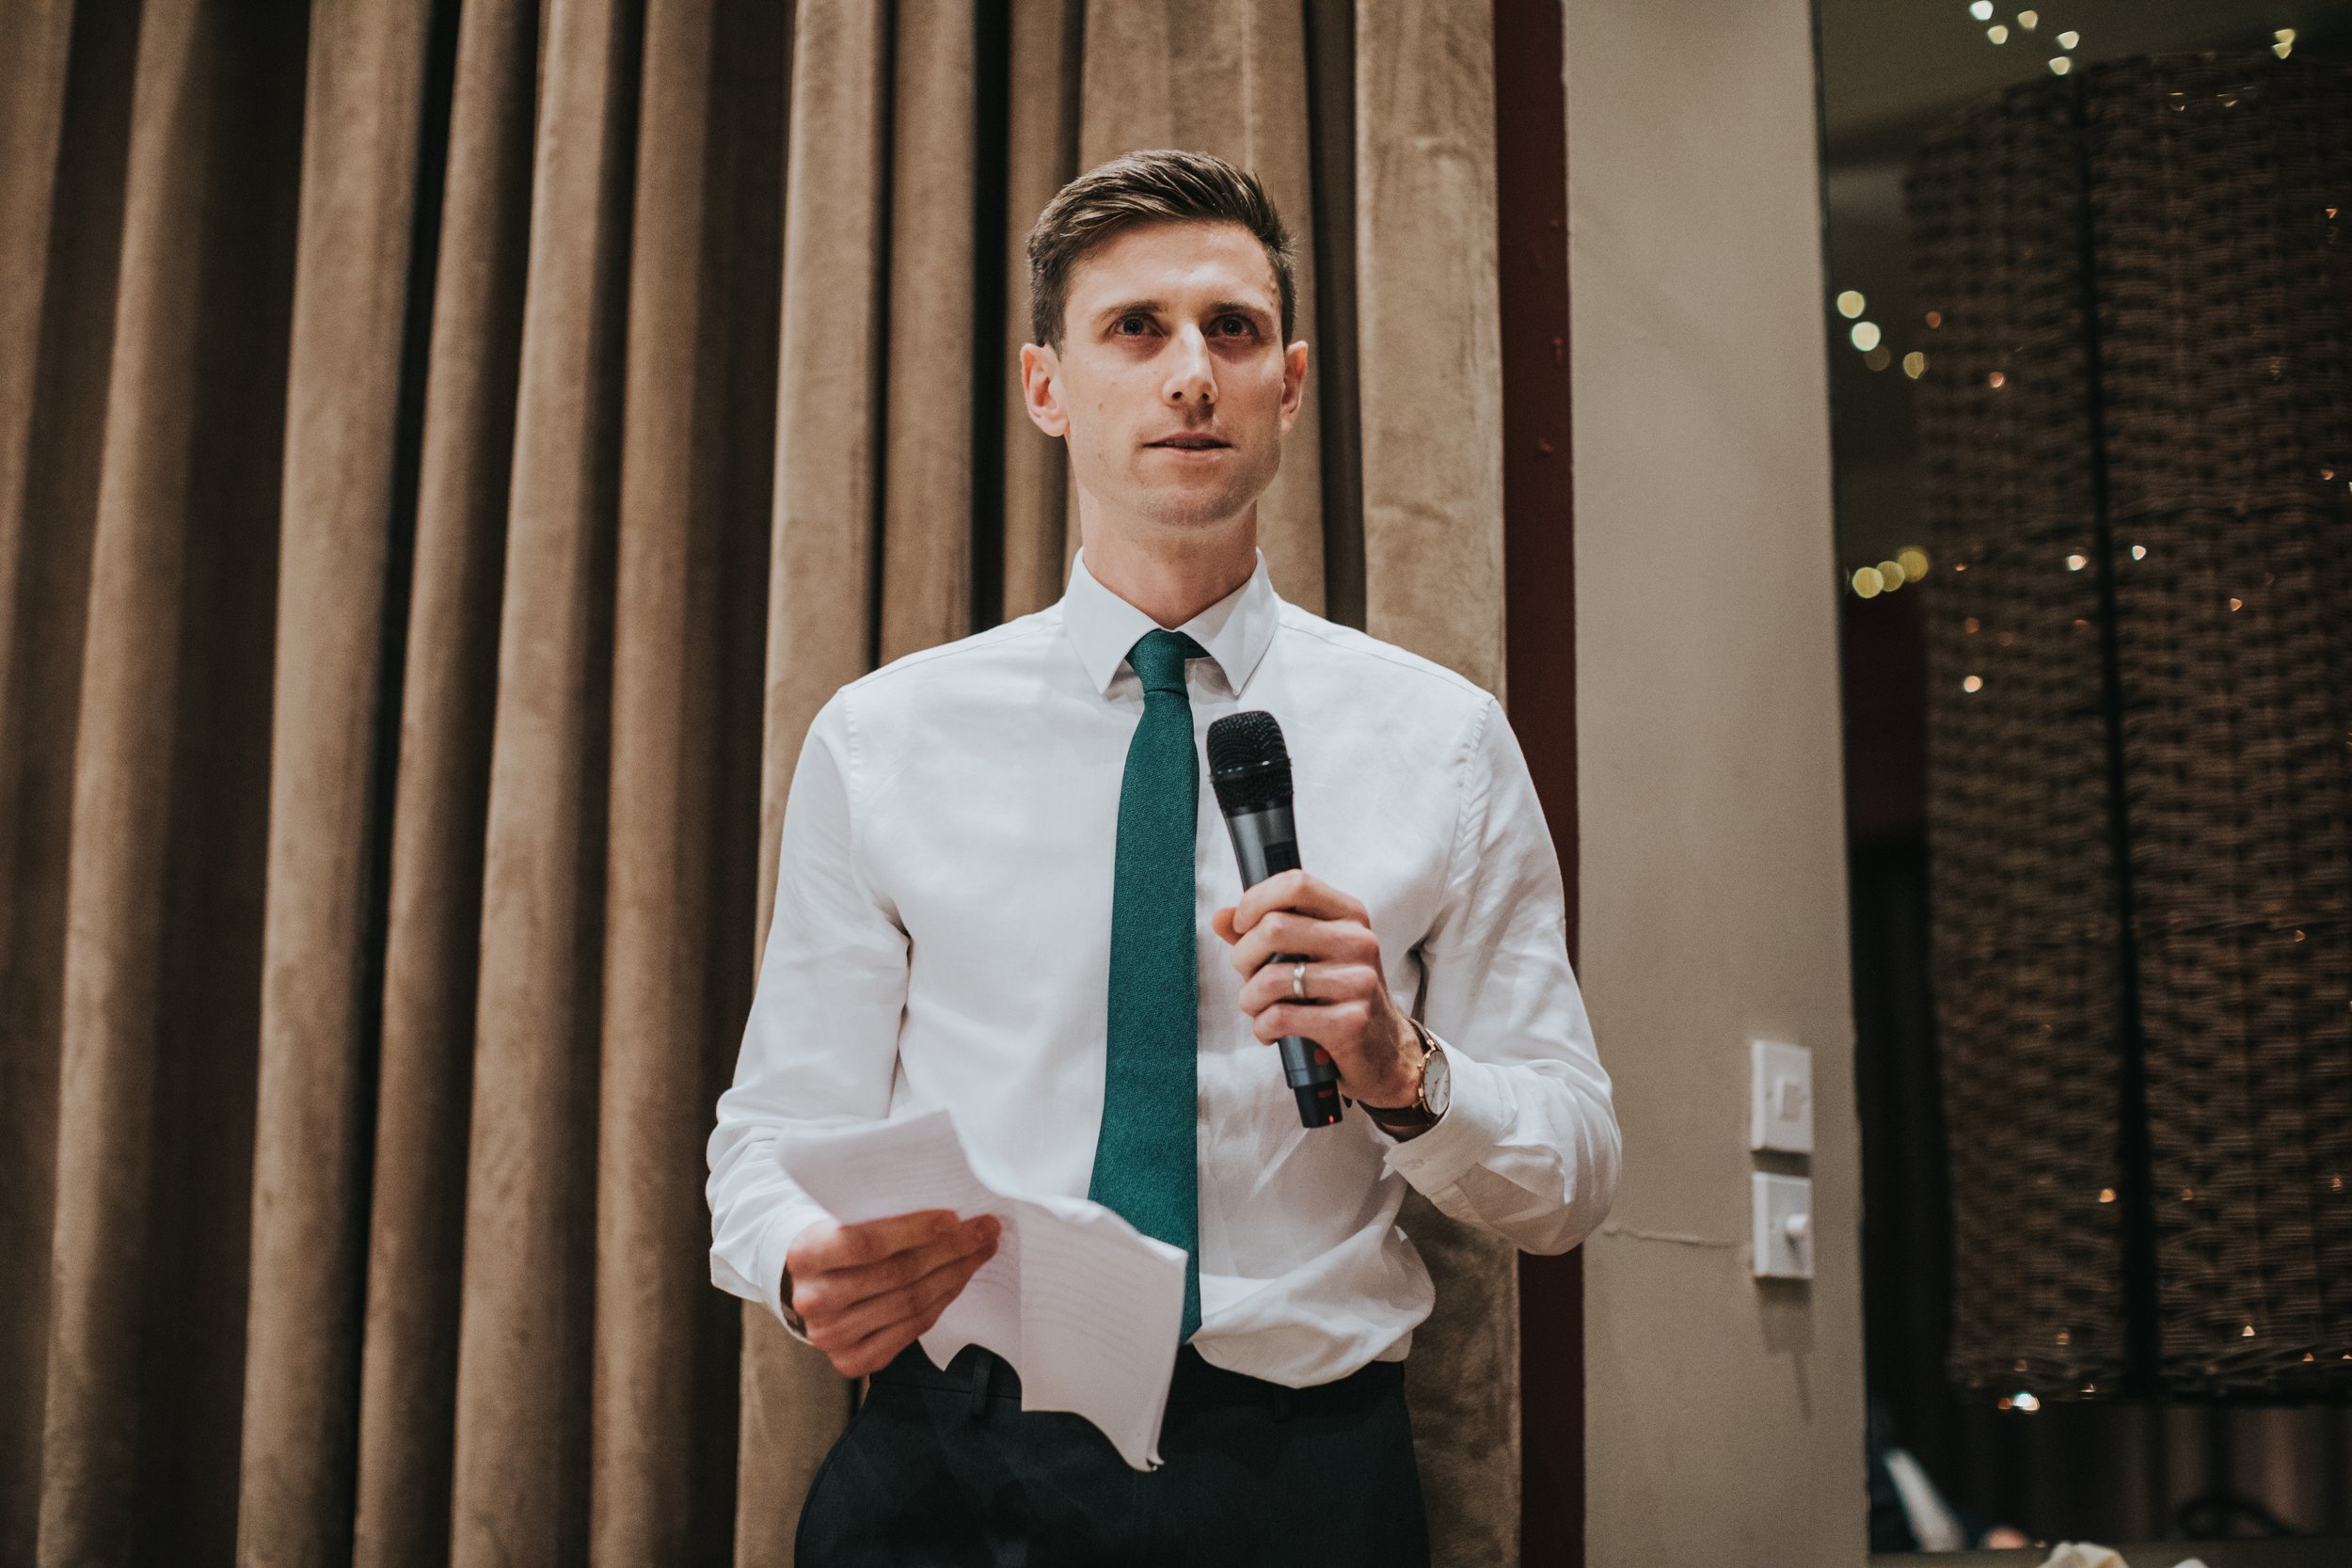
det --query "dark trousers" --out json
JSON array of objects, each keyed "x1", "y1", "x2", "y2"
[{"x1": 794, "y1": 1340, "x2": 1433, "y2": 1567}]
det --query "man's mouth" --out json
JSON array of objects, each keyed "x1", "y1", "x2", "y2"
[{"x1": 1147, "y1": 436, "x2": 1230, "y2": 450}]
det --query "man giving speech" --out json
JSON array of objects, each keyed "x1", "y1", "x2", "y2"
[{"x1": 707, "y1": 149, "x2": 1619, "y2": 1567}]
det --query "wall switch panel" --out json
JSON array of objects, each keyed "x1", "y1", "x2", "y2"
[
  {"x1": 1752, "y1": 1172, "x2": 1814, "y2": 1280},
  {"x1": 1748, "y1": 1037, "x2": 1813, "y2": 1154}
]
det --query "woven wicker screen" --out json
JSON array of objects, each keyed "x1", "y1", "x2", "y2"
[{"x1": 1907, "y1": 52, "x2": 2352, "y2": 1402}]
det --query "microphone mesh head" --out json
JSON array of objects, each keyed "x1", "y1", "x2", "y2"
[{"x1": 1206, "y1": 710, "x2": 1292, "y2": 813}]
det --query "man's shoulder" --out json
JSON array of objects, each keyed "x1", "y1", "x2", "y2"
[
  {"x1": 808, "y1": 609, "x2": 1066, "y2": 752},
  {"x1": 1270, "y1": 602, "x2": 1499, "y2": 719},
  {"x1": 837, "y1": 608, "x2": 1064, "y2": 702}
]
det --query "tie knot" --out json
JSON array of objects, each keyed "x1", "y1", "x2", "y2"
[{"x1": 1127, "y1": 629, "x2": 1205, "y2": 695}]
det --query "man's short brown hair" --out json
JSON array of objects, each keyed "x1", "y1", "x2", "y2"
[{"x1": 1026, "y1": 149, "x2": 1295, "y2": 350}]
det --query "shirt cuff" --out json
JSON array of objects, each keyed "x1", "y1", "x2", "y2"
[
  {"x1": 1379, "y1": 1033, "x2": 1515, "y2": 1195},
  {"x1": 751, "y1": 1201, "x2": 832, "y2": 1343}
]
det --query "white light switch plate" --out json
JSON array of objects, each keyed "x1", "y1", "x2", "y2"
[
  {"x1": 1748, "y1": 1037, "x2": 1813, "y2": 1154},
  {"x1": 1753, "y1": 1173, "x2": 1814, "y2": 1280}
]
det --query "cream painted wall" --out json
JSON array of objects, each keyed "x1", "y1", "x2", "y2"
[{"x1": 1565, "y1": 2, "x2": 1868, "y2": 1565}]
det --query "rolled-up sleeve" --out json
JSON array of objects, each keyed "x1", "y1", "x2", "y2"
[
  {"x1": 707, "y1": 691, "x2": 908, "y2": 1331},
  {"x1": 1382, "y1": 695, "x2": 1620, "y2": 1255}
]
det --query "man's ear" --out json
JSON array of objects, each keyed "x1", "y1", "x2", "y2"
[
  {"x1": 1278, "y1": 339, "x2": 1310, "y2": 436},
  {"x1": 1020, "y1": 342, "x2": 1068, "y2": 438}
]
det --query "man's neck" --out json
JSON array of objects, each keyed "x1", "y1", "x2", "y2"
[{"x1": 1077, "y1": 506, "x2": 1260, "y2": 629}]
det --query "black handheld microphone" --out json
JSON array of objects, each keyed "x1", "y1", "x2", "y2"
[{"x1": 1205, "y1": 711, "x2": 1345, "y2": 1129}]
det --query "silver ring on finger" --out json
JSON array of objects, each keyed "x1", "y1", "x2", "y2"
[{"x1": 1293, "y1": 960, "x2": 1308, "y2": 1002}]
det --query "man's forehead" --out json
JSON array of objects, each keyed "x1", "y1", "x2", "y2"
[{"x1": 1066, "y1": 220, "x2": 1279, "y2": 309}]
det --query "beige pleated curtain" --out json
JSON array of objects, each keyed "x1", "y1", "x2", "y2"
[{"x1": 0, "y1": 1, "x2": 1516, "y2": 1563}]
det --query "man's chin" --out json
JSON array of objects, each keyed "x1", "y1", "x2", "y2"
[
  {"x1": 1128, "y1": 495, "x2": 1260, "y2": 533},
  {"x1": 1115, "y1": 463, "x2": 1278, "y2": 532}
]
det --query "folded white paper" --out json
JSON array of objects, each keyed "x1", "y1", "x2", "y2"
[{"x1": 774, "y1": 1108, "x2": 1187, "y2": 1469}]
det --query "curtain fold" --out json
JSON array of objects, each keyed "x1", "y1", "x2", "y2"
[
  {"x1": 997, "y1": 0, "x2": 1082, "y2": 621},
  {"x1": 237, "y1": 7, "x2": 438, "y2": 1562},
  {"x1": 0, "y1": 2, "x2": 135, "y2": 1560},
  {"x1": 1358, "y1": 0, "x2": 1504, "y2": 694},
  {"x1": 878, "y1": 0, "x2": 979, "y2": 663},
  {"x1": 446, "y1": 0, "x2": 640, "y2": 1560},
  {"x1": 353, "y1": 3, "x2": 534, "y2": 1560},
  {"x1": 594, "y1": 0, "x2": 726, "y2": 1558},
  {"x1": 0, "y1": 3, "x2": 1524, "y2": 1562},
  {"x1": 40, "y1": 2, "x2": 309, "y2": 1562},
  {"x1": 593, "y1": 1, "x2": 780, "y2": 1561}
]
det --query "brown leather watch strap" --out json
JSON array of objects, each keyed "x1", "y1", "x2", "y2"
[{"x1": 1360, "y1": 1018, "x2": 1439, "y2": 1129}]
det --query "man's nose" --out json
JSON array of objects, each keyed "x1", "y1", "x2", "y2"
[{"x1": 1163, "y1": 325, "x2": 1216, "y2": 406}]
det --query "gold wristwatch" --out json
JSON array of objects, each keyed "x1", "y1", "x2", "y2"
[{"x1": 1360, "y1": 1016, "x2": 1451, "y2": 1132}]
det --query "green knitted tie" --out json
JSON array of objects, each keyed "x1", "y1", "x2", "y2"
[{"x1": 1089, "y1": 627, "x2": 1208, "y2": 1344}]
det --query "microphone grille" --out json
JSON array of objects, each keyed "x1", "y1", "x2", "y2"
[{"x1": 1206, "y1": 710, "x2": 1293, "y2": 814}]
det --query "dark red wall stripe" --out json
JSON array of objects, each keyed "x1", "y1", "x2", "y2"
[{"x1": 1492, "y1": 2, "x2": 1581, "y2": 1564}]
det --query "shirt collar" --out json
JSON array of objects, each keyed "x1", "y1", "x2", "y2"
[{"x1": 1059, "y1": 546, "x2": 1280, "y2": 698}]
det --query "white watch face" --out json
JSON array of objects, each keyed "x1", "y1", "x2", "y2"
[{"x1": 1421, "y1": 1042, "x2": 1451, "y2": 1117}]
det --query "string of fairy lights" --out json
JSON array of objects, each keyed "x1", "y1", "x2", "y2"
[
  {"x1": 1850, "y1": 546, "x2": 1930, "y2": 601},
  {"x1": 1963, "y1": 4, "x2": 2086, "y2": 73},
  {"x1": 1835, "y1": 8, "x2": 2301, "y2": 609},
  {"x1": 1833, "y1": 8, "x2": 2342, "y2": 1415}
]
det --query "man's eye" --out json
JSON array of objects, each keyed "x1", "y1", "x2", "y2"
[
  {"x1": 1115, "y1": 315, "x2": 1152, "y2": 336},
  {"x1": 1215, "y1": 316, "x2": 1252, "y2": 336}
]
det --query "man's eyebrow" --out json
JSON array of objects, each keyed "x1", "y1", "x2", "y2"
[{"x1": 1089, "y1": 297, "x2": 1274, "y2": 327}]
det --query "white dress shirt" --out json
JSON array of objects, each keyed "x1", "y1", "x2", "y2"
[{"x1": 707, "y1": 547, "x2": 1619, "y2": 1387}]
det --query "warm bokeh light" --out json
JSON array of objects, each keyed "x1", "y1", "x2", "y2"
[
  {"x1": 1851, "y1": 321, "x2": 1883, "y2": 352},
  {"x1": 1878, "y1": 559, "x2": 1906, "y2": 589},
  {"x1": 1902, "y1": 350, "x2": 1927, "y2": 378},
  {"x1": 2050, "y1": 55, "x2": 2073, "y2": 75},
  {"x1": 1988, "y1": 371, "x2": 2006, "y2": 388},
  {"x1": 1962, "y1": 674, "x2": 1983, "y2": 692},
  {"x1": 1836, "y1": 290, "x2": 1866, "y2": 318},
  {"x1": 1851, "y1": 566, "x2": 1884, "y2": 598},
  {"x1": 2018, "y1": 9, "x2": 2039, "y2": 28},
  {"x1": 1898, "y1": 546, "x2": 1930, "y2": 579},
  {"x1": 2058, "y1": 29, "x2": 2079, "y2": 47},
  {"x1": 1969, "y1": 0, "x2": 1993, "y2": 18},
  {"x1": 1987, "y1": 23, "x2": 2010, "y2": 44},
  {"x1": 2066, "y1": 553, "x2": 2087, "y2": 571},
  {"x1": 1866, "y1": 345, "x2": 1892, "y2": 372}
]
